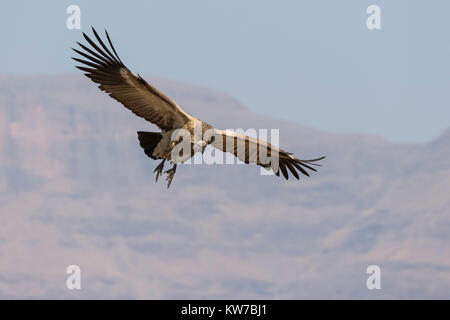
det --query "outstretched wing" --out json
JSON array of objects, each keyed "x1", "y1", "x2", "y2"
[
  {"x1": 72, "y1": 27, "x2": 193, "y2": 131},
  {"x1": 210, "y1": 129, "x2": 325, "y2": 180}
]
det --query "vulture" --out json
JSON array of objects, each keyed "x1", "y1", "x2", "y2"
[{"x1": 72, "y1": 28, "x2": 325, "y2": 188}]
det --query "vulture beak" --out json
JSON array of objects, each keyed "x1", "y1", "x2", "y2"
[{"x1": 194, "y1": 140, "x2": 207, "y2": 153}]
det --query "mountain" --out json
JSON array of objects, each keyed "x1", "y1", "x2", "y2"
[{"x1": 0, "y1": 74, "x2": 449, "y2": 299}]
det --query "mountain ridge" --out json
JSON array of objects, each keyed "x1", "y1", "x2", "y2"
[{"x1": 0, "y1": 74, "x2": 449, "y2": 299}]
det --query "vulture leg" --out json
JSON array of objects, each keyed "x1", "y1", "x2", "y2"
[
  {"x1": 164, "y1": 164, "x2": 177, "y2": 188},
  {"x1": 153, "y1": 159, "x2": 166, "y2": 182}
]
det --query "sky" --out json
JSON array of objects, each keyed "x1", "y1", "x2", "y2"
[{"x1": 1, "y1": 0, "x2": 449, "y2": 143}]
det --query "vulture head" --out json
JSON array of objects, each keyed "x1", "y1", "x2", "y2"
[{"x1": 194, "y1": 140, "x2": 208, "y2": 153}]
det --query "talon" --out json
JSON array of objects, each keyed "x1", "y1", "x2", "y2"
[
  {"x1": 155, "y1": 171, "x2": 162, "y2": 183},
  {"x1": 164, "y1": 164, "x2": 177, "y2": 188},
  {"x1": 153, "y1": 159, "x2": 166, "y2": 183}
]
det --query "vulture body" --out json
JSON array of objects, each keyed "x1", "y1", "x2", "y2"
[{"x1": 72, "y1": 28, "x2": 325, "y2": 188}]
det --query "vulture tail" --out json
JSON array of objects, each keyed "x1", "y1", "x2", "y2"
[{"x1": 137, "y1": 131, "x2": 162, "y2": 160}]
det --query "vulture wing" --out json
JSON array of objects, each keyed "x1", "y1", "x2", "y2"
[
  {"x1": 210, "y1": 129, "x2": 325, "y2": 180},
  {"x1": 72, "y1": 27, "x2": 193, "y2": 131}
]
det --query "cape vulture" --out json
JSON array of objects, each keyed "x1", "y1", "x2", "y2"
[{"x1": 72, "y1": 28, "x2": 325, "y2": 188}]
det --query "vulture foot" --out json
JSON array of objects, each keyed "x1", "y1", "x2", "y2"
[
  {"x1": 153, "y1": 159, "x2": 166, "y2": 183},
  {"x1": 164, "y1": 164, "x2": 177, "y2": 188}
]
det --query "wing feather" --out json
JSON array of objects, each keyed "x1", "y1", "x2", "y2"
[
  {"x1": 72, "y1": 27, "x2": 193, "y2": 131},
  {"x1": 211, "y1": 129, "x2": 325, "y2": 180}
]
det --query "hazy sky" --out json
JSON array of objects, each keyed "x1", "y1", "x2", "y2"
[{"x1": 1, "y1": 0, "x2": 449, "y2": 143}]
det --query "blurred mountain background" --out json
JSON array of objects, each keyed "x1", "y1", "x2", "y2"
[{"x1": 0, "y1": 74, "x2": 449, "y2": 298}]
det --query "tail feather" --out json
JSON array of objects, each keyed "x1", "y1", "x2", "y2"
[{"x1": 137, "y1": 131, "x2": 162, "y2": 160}]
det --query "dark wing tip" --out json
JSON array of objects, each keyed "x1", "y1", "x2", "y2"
[
  {"x1": 104, "y1": 28, "x2": 124, "y2": 65},
  {"x1": 300, "y1": 156, "x2": 326, "y2": 163},
  {"x1": 279, "y1": 162, "x2": 289, "y2": 180},
  {"x1": 272, "y1": 153, "x2": 326, "y2": 180},
  {"x1": 285, "y1": 161, "x2": 300, "y2": 180}
]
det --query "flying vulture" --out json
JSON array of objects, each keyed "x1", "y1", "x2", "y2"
[{"x1": 72, "y1": 28, "x2": 325, "y2": 188}]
